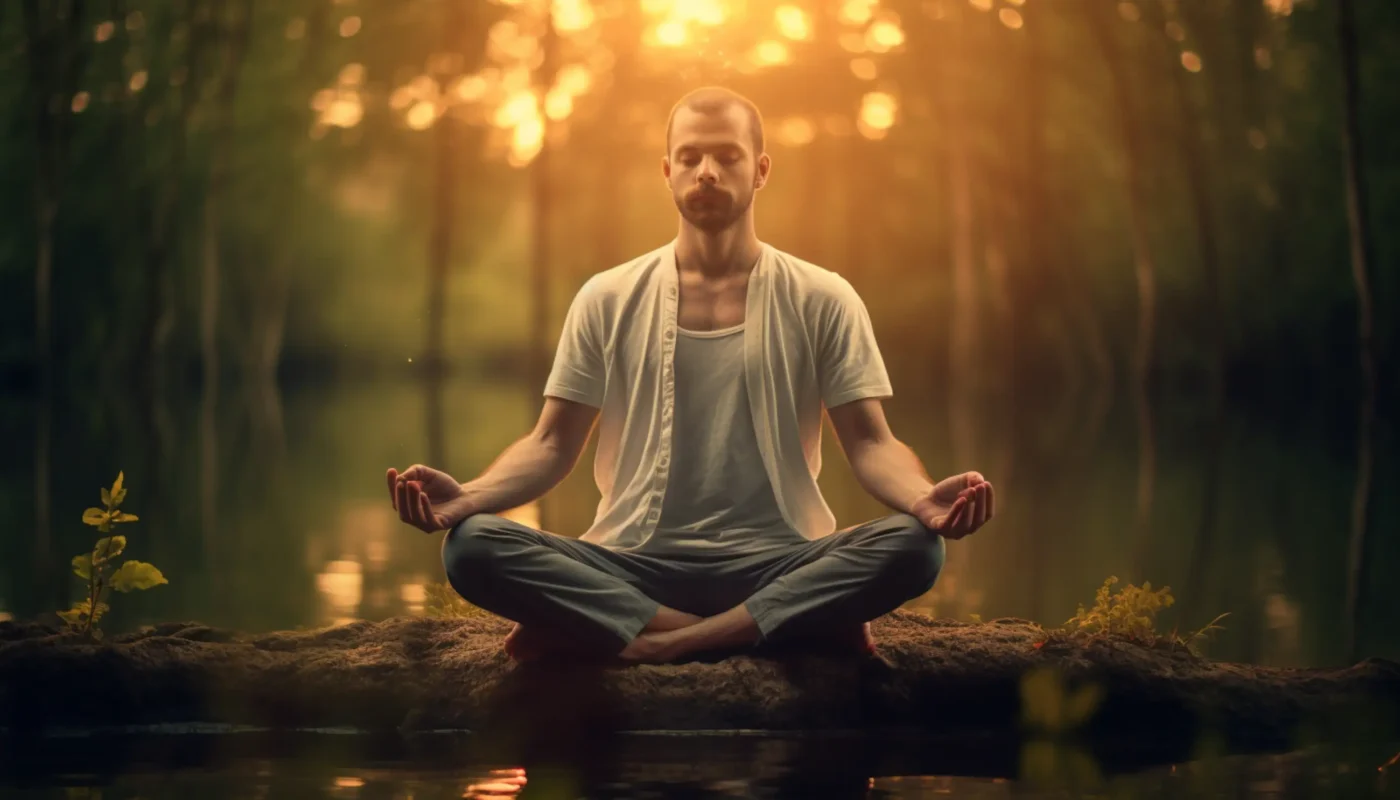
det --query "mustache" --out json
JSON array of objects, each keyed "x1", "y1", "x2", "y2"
[{"x1": 686, "y1": 186, "x2": 730, "y2": 201}]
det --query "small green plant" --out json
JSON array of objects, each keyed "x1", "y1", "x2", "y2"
[
  {"x1": 423, "y1": 582, "x2": 494, "y2": 619},
  {"x1": 60, "y1": 472, "x2": 167, "y2": 639},
  {"x1": 1061, "y1": 576, "x2": 1228, "y2": 655}
]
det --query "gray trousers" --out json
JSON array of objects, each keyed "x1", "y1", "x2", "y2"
[{"x1": 440, "y1": 512, "x2": 945, "y2": 652}]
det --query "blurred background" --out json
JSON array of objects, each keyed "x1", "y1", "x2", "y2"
[{"x1": 0, "y1": 0, "x2": 1395, "y2": 667}]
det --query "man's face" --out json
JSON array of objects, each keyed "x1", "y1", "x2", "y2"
[{"x1": 663, "y1": 104, "x2": 769, "y2": 233}]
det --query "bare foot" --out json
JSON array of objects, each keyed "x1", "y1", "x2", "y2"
[
  {"x1": 768, "y1": 622, "x2": 876, "y2": 656},
  {"x1": 503, "y1": 623, "x2": 585, "y2": 663}
]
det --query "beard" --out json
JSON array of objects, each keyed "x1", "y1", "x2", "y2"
[{"x1": 674, "y1": 185, "x2": 753, "y2": 233}]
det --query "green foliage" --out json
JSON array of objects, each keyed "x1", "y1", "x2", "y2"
[
  {"x1": 1061, "y1": 576, "x2": 1228, "y2": 656},
  {"x1": 422, "y1": 582, "x2": 493, "y2": 620},
  {"x1": 1065, "y1": 576, "x2": 1173, "y2": 641},
  {"x1": 60, "y1": 472, "x2": 168, "y2": 639}
]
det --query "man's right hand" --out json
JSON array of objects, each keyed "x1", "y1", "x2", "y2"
[{"x1": 386, "y1": 465, "x2": 474, "y2": 533}]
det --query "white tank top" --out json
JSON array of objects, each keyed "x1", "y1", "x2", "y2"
[{"x1": 647, "y1": 323, "x2": 795, "y2": 551}]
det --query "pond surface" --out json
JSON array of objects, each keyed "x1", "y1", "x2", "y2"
[
  {"x1": 1, "y1": 374, "x2": 1396, "y2": 666},
  {"x1": 2, "y1": 730, "x2": 1397, "y2": 798}
]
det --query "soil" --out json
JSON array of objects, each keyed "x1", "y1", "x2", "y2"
[{"x1": 2, "y1": 612, "x2": 1396, "y2": 757}]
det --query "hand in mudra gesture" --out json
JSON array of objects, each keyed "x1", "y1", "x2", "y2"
[
  {"x1": 385, "y1": 465, "x2": 473, "y2": 533},
  {"x1": 911, "y1": 471, "x2": 995, "y2": 540}
]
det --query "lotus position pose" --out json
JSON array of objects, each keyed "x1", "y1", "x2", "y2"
[{"x1": 387, "y1": 87, "x2": 995, "y2": 665}]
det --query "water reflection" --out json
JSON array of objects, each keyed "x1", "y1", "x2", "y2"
[
  {"x1": 2, "y1": 730, "x2": 1398, "y2": 799},
  {"x1": 462, "y1": 766, "x2": 527, "y2": 798},
  {"x1": 0, "y1": 376, "x2": 1395, "y2": 666}
]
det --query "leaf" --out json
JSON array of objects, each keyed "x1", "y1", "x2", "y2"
[
  {"x1": 110, "y1": 472, "x2": 125, "y2": 503},
  {"x1": 58, "y1": 600, "x2": 92, "y2": 628},
  {"x1": 101, "y1": 487, "x2": 111, "y2": 507},
  {"x1": 82, "y1": 508, "x2": 109, "y2": 527},
  {"x1": 92, "y1": 536, "x2": 127, "y2": 564},
  {"x1": 111, "y1": 512, "x2": 138, "y2": 524},
  {"x1": 72, "y1": 554, "x2": 93, "y2": 579},
  {"x1": 110, "y1": 560, "x2": 167, "y2": 592}
]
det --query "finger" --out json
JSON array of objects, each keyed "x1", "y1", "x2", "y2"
[
  {"x1": 965, "y1": 471, "x2": 984, "y2": 489},
  {"x1": 983, "y1": 482, "x2": 995, "y2": 521},
  {"x1": 408, "y1": 482, "x2": 427, "y2": 527},
  {"x1": 974, "y1": 484, "x2": 989, "y2": 528},
  {"x1": 396, "y1": 480, "x2": 412, "y2": 523},
  {"x1": 418, "y1": 491, "x2": 436, "y2": 531},
  {"x1": 939, "y1": 497, "x2": 966, "y2": 531},
  {"x1": 960, "y1": 497, "x2": 977, "y2": 531},
  {"x1": 386, "y1": 469, "x2": 399, "y2": 511}
]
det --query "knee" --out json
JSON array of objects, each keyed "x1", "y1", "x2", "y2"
[
  {"x1": 440, "y1": 513, "x2": 509, "y2": 587},
  {"x1": 881, "y1": 514, "x2": 946, "y2": 596}
]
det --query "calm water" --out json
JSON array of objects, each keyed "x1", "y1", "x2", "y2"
[
  {"x1": 1, "y1": 730, "x2": 1398, "y2": 798},
  {"x1": 0, "y1": 375, "x2": 1396, "y2": 666}
]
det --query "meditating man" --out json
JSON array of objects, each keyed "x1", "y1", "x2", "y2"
[{"x1": 386, "y1": 87, "x2": 995, "y2": 664}]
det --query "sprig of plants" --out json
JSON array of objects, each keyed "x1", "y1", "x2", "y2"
[
  {"x1": 1062, "y1": 576, "x2": 1228, "y2": 656},
  {"x1": 60, "y1": 472, "x2": 168, "y2": 639},
  {"x1": 423, "y1": 582, "x2": 493, "y2": 620}
]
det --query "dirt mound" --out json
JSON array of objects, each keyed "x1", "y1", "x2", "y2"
[{"x1": 2, "y1": 612, "x2": 1396, "y2": 754}]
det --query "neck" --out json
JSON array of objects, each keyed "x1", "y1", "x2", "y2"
[{"x1": 675, "y1": 213, "x2": 762, "y2": 279}]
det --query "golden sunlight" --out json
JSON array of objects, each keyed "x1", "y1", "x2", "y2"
[
  {"x1": 998, "y1": 8, "x2": 1023, "y2": 29},
  {"x1": 866, "y1": 17, "x2": 905, "y2": 52},
  {"x1": 128, "y1": 70, "x2": 148, "y2": 92},
  {"x1": 775, "y1": 5, "x2": 812, "y2": 40},
  {"x1": 850, "y1": 57, "x2": 877, "y2": 80},
  {"x1": 1181, "y1": 51, "x2": 1203, "y2": 72},
  {"x1": 1118, "y1": 2, "x2": 1141, "y2": 22},
  {"x1": 338, "y1": 16, "x2": 361, "y2": 37},
  {"x1": 752, "y1": 39, "x2": 791, "y2": 67},
  {"x1": 969, "y1": 0, "x2": 993, "y2": 11},
  {"x1": 859, "y1": 90, "x2": 897, "y2": 131},
  {"x1": 406, "y1": 101, "x2": 438, "y2": 130},
  {"x1": 776, "y1": 116, "x2": 816, "y2": 147},
  {"x1": 838, "y1": 0, "x2": 875, "y2": 26},
  {"x1": 71, "y1": 91, "x2": 90, "y2": 113},
  {"x1": 654, "y1": 19, "x2": 688, "y2": 46},
  {"x1": 94, "y1": 21, "x2": 115, "y2": 42},
  {"x1": 553, "y1": 0, "x2": 596, "y2": 33},
  {"x1": 839, "y1": 31, "x2": 866, "y2": 53}
]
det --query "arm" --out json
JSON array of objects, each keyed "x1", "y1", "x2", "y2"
[
  {"x1": 826, "y1": 398, "x2": 933, "y2": 515},
  {"x1": 457, "y1": 396, "x2": 599, "y2": 516},
  {"x1": 827, "y1": 398, "x2": 995, "y2": 537}
]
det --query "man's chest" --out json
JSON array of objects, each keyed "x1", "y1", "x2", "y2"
[{"x1": 675, "y1": 273, "x2": 749, "y2": 331}]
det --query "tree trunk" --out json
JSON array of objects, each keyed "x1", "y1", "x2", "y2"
[
  {"x1": 423, "y1": 0, "x2": 471, "y2": 469},
  {"x1": 201, "y1": 0, "x2": 253, "y2": 560},
  {"x1": 1086, "y1": 3, "x2": 1158, "y2": 560},
  {"x1": 22, "y1": 0, "x2": 89, "y2": 609},
  {"x1": 1159, "y1": 5, "x2": 1228, "y2": 626},
  {"x1": 1338, "y1": 0, "x2": 1377, "y2": 665}
]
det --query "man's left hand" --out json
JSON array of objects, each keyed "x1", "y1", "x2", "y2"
[{"x1": 911, "y1": 471, "x2": 994, "y2": 540}]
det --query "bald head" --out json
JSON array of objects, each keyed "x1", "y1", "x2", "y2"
[{"x1": 665, "y1": 86, "x2": 765, "y2": 157}]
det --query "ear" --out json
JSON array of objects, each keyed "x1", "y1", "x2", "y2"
[
  {"x1": 661, "y1": 155, "x2": 672, "y2": 183},
  {"x1": 754, "y1": 152, "x2": 772, "y2": 190}
]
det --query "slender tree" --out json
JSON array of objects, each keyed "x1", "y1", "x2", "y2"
[
  {"x1": 1085, "y1": 2, "x2": 1159, "y2": 555},
  {"x1": 1337, "y1": 0, "x2": 1377, "y2": 664}
]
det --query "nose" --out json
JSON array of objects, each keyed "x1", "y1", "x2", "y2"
[{"x1": 696, "y1": 155, "x2": 719, "y2": 183}]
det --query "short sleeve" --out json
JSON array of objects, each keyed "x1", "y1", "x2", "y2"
[
  {"x1": 816, "y1": 279, "x2": 893, "y2": 409},
  {"x1": 543, "y1": 280, "x2": 606, "y2": 408}
]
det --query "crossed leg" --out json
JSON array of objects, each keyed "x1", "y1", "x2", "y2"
[{"x1": 441, "y1": 513, "x2": 944, "y2": 664}]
